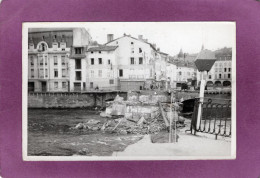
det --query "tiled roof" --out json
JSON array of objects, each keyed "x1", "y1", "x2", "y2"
[
  {"x1": 196, "y1": 49, "x2": 216, "y2": 60},
  {"x1": 105, "y1": 35, "x2": 158, "y2": 51},
  {"x1": 87, "y1": 45, "x2": 118, "y2": 52}
]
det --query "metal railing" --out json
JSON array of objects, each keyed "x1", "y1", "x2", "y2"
[{"x1": 186, "y1": 98, "x2": 231, "y2": 140}]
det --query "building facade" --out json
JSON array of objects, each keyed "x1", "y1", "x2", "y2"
[
  {"x1": 105, "y1": 34, "x2": 158, "y2": 91},
  {"x1": 28, "y1": 28, "x2": 92, "y2": 92},
  {"x1": 196, "y1": 48, "x2": 232, "y2": 87},
  {"x1": 86, "y1": 45, "x2": 119, "y2": 90}
]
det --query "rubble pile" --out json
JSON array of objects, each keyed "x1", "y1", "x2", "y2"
[{"x1": 72, "y1": 93, "x2": 187, "y2": 135}]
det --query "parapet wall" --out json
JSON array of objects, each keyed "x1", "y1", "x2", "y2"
[{"x1": 28, "y1": 92, "x2": 127, "y2": 108}]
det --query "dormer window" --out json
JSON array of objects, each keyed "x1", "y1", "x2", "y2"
[
  {"x1": 53, "y1": 43, "x2": 58, "y2": 51},
  {"x1": 29, "y1": 44, "x2": 34, "y2": 50},
  {"x1": 38, "y1": 42, "x2": 48, "y2": 52},
  {"x1": 60, "y1": 42, "x2": 66, "y2": 51}
]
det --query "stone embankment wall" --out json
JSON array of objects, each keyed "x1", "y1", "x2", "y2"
[{"x1": 28, "y1": 92, "x2": 127, "y2": 108}]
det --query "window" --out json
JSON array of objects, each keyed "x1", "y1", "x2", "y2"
[
  {"x1": 60, "y1": 42, "x2": 66, "y2": 50},
  {"x1": 224, "y1": 68, "x2": 227, "y2": 72},
  {"x1": 179, "y1": 71, "x2": 182, "y2": 75},
  {"x1": 131, "y1": 42, "x2": 134, "y2": 45},
  {"x1": 45, "y1": 56, "x2": 48, "y2": 65},
  {"x1": 99, "y1": 51, "x2": 101, "y2": 54},
  {"x1": 29, "y1": 44, "x2": 34, "y2": 50},
  {"x1": 219, "y1": 74, "x2": 221, "y2": 79},
  {"x1": 98, "y1": 58, "x2": 102, "y2": 64},
  {"x1": 209, "y1": 75, "x2": 211, "y2": 79},
  {"x1": 228, "y1": 74, "x2": 231, "y2": 78},
  {"x1": 39, "y1": 56, "x2": 43, "y2": 65},
  {"x1": 130, "y1": 57, "x2": 134, "y2": 64},
  {"x1": 62, "y1": 82, "x2": 67, "y2": 89},
  {"x1": 75, "y1": 48, "x2": 82, "y2": 54},
  {"x1": 62, "y1": 69, "x2": 66, "y2": 77},
  {"x1": 215, "y1": 74, "x2": 217, "y2": 79},
  {"x1": 40, "y1": 43, "x2": 46, "y2": 51},
  {"x1": 54, "y1": 69, "x2": 58, "y2": 78},
  {"x1": 139, "y1": 57, "x2": 143, "y2": 64},
  {"x1": 76, "y1": 71, "x2": 81, "y2": 80},
  {"x1": 31, "y1": 69, "x2": 34, "y2": 78},
  {"x1": 75, "y1": 59, "x2": 81, "y2": 69},
  {"x1": 45, "y1": 69, "x2": 48, "y2": 78},
  {"x1": 90, "y1": 82, "x2": 94, "y2": 88},
  {"x1": 119, "y1": 69, "x2": 123, "y2": 77},
  {"x1": 91, "y1": 70, "x2": 94, "y2": 78},
  {"x1": 54, "y1": 82, "x2": 58, "y2": 89},
  {"x1": 215, "y1": 68, "x2": 218, "y2": 72},
  {"x1": 39, "y1": 69, "x2": 44, "y2": 78},
  {"x1": 139, "y1": 48, "x2": 142, "y2": 53},
  {"x1": 83, "y1": 82, "x2": 86, "y2": 90},
  {"x1": 61, "y1": 56, "x2": 66, "y2": 66},
  {"x1": 229, "y1": 68, "x2": 231, "y2": 72},
  {"x1": 54, "y1": 56, "x2": 58, "y2": 65},
  {"x1": 98, "y1": 70, "x2": 102, "y2": 77},
  {"x1": 53, "y1": 43, "x2": 58, "y2": 50},
  {"x1": 150, "y1": 69, "x2": 153, "y2": 77},
  {"x1": 91, "y1": 51, "x2": 93, "y2": 54},
  {"x1": 109, "y1": 79, "x2": 114, "y2": 84},
  {"x1": 30, "y1": 57, "x2": 34, "y2": 66},
  {"x1": 91, "y1": 58, "x2": 94, "y2": 65},
  {"x1": 108, "y1": 59, "x2": 111, "y2": 65}
]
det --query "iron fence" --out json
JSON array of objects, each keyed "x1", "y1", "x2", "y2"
[{"x1": 187, "y1": 98, "x2": 231, "y2": 140}]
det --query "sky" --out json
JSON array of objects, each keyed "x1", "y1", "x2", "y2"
[{"x1": 83, "y1": 22, "x2": 235, "y2": 56}]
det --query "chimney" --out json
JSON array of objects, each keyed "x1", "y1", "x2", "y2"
[
  {"x1": 107, "y1": 34, "x2": 114, "y2": 42},
  {"x1": 138, "y1": 35, "x2": 143, "y2": 40}
]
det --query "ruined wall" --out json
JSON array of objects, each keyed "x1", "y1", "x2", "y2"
[
  {"x1": 127, "y1": 91, "x2": 170, "y2": 104},
  {"x1": 28, "y1": 92, "x2": 127, "y2": 108}
]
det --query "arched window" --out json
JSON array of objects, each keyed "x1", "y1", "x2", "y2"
[{"x1": 37, "y1": 41, "x2": 48, "y2": 52}]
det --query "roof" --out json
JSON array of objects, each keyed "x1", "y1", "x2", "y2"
[
  {"x1": 158, "y1": 51, "x2": 168, "y2": 56},
  {"x1": 87, "y1": 45, "x2": 118, "y2": 52},
  {"x1": 196, "y1": 49, "x2": 216, "y2": 60},
  {"x1": 104, "y1": 35, "x2": 157, "y2": 51}
]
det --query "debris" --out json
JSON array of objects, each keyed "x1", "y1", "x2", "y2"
[
  {"x1": 75, "y1": 123, "x2": 84, "y2": 129},
  {"x1": 91, "y1": 126, "x2": 100, "y2": 131},
  {"x1": 112, "y1": 118, "x2": 123, "y2": 132},
  {"x1": 78, "y1": 148, "x2": 90, "y2": 155},
  {"x1": 119, "y1": 130, "x2": 127, "y2": 135},
  {"x1": 137, "y1": 116, "x2": 146, "y2": 126},
  {"x1": 87, "y1": 119, "x2": 100, "y2": 125},
  {"x1": 114, "y1": 95, "x2": 124, "y2": 102},
  {"x1": 100, "y1": 112, "x2": 112, "y2": 118}
]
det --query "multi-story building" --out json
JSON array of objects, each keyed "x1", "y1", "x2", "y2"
[
  {"x1": 166, "y1": 61, "x2": 177, "y2": 89},
  {"x1": 105, "y1": 34, "x2": 159, "y2": 91},
  {"x1": 28, "y1": 28, "x2": 91, "y2": 92},
  {"x1": 196, "y1": 47, "x2": 232, "y2": 87},
  {"x1": 86, "y1": 44, "x2": 119, "y2": 90},
  {"x1": 69, "y1": 28, "x2": 92, "y2": 91}
]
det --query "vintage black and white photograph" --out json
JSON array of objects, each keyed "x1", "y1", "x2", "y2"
[{"x1": 22, "y1": 22, "x2": 236, "y2": 160}]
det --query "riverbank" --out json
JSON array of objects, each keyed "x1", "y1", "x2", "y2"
[{"x1": 28, "y1": 109, "x2": 143, "y2": 156}]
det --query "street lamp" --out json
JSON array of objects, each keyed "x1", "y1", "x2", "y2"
[{"x1": 194, "y1": 49, "x2": 216, "y2": 130}]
